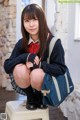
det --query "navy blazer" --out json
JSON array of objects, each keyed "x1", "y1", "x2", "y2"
[{"x1": 4, "y1": 37, "x2": 67, "y2": 77}]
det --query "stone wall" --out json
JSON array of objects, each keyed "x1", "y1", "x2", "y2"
[
  {"x1": 53, "y1": 1, "x2": 69, "y2": 53},
  {"x1": 60, "y1": 84, "x2": 80, "y2": 120},
  {"x1": 0, "y1": 0, "x2": 16, "y2": 86}
]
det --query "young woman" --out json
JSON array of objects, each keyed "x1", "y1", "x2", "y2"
[{"x1": 4, "y1": 4, "x2": 67, "y2": 110}]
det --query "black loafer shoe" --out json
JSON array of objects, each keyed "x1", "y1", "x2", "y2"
[
  {"x1": 26, "y1": 103, "x2": 37, "y2": 110},
  {"x1": 37, "y1": 104, "x2": 48, "y2": 109}
]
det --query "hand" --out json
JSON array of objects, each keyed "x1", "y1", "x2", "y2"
[
  {"x1": 34, "y1": 56, "x2": 40, "y2": 65},
  {"x1": 26, "y1": 62, "x2": 33, "y2": 69}
]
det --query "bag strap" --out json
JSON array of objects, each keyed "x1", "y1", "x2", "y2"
[{"x1": 47, "y1": 36, "x2": 57, "y2": 63}]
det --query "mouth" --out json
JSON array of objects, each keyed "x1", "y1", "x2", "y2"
[{"x1": 29, "y1": 28, "x2": 36, "y2": 31}]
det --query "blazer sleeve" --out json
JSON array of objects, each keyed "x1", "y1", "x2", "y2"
[
  {"x1": 41, "y1": 39, "x2": 67, "y2": 77},
  {"x1": 4, "y1": 39, "x2": 29, "y2": 74}
]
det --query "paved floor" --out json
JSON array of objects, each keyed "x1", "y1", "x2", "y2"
[{"x1": 0, "y1": 87, "x2": 66, "y2": 120}]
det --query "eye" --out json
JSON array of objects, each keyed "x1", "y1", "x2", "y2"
[{"x1": 24, "y1": 19, "x2": 29, "y2": 22}]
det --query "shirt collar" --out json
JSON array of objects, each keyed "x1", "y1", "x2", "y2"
[{"x1": 28, "y1": 37, "x2": 40, "y2": 45}]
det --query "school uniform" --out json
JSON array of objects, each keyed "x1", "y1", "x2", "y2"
[{"x1": 4, "y1": 36, "x2": 67, "y2": 95}]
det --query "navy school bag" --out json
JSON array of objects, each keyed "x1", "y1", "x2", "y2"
[{"x1": 41, "y1": 37, "x2": 74, "y2": 107}]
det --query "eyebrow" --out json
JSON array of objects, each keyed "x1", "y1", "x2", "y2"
[{"x1": 23, "y1": 14, "x2": 38, "y2": 20}]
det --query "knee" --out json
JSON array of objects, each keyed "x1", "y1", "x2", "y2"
[
  {"x1": 13, "y1": 64, "x2": 30, "y2": 80},
  {"x1": 30, "y1": 69, "x2": 45, "y2": 81},
  {"x1": 30, "y1": 69, "x2": 45, "y2": 89}
]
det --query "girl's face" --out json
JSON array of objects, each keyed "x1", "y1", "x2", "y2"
[{"x1": 23, "y1": 16, "x2": 39, "y2": 40}]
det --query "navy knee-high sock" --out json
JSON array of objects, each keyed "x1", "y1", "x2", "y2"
[
  {"x1": 35, "y1": 90, "x2": 43, "y2": 104},
  {"x1": 21, "y1": 86, "x2": 35, "y2": 103}
]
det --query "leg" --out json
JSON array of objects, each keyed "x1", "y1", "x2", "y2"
[
  {"x1": 13, "y1": 64, "x2": 30, "y2": 88},
  {"x1": 30, "y1": 69, "x2": 47, "y2": 109},
  {"x1": 30, "y1": 68, "x2": 45, "y2": 91},
  {"x1": 13, "y1": 64, "x2": 37, "y2": 110}
]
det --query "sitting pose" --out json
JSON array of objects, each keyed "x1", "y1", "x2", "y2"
[{"x1": 4, "y1": 4, "x2": 67, "y2": 110}]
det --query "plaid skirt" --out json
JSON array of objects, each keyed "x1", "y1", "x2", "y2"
[{"x1": 9, "y1": 73, "x2": 26, "y2": 95}]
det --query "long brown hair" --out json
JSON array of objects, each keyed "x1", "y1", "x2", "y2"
[{"x1": 21, "y1": 3, "x2": 52, "y2": 57}]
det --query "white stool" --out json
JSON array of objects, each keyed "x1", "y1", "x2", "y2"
[{"x1": 5, "y1": 101, "x2": 49, "y2": 120}]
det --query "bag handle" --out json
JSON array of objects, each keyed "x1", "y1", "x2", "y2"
[{"x1": 47, "y1": 36, "x2": 57, "y2": 63}]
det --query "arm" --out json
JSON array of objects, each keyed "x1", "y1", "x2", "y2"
[
  {"x1": 4, "y1": 39, "x2": 28, "y2": 73},
  {"x1": 41, "y1": 39, "x2": 67, "y2": 76},
  {"x1": 4, "y1": 39, "x2": 36, "y2": 74}
]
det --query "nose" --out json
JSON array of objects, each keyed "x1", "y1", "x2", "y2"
[{"x1": 29, "y1": 20, "x2": 34, "y2": 26}]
